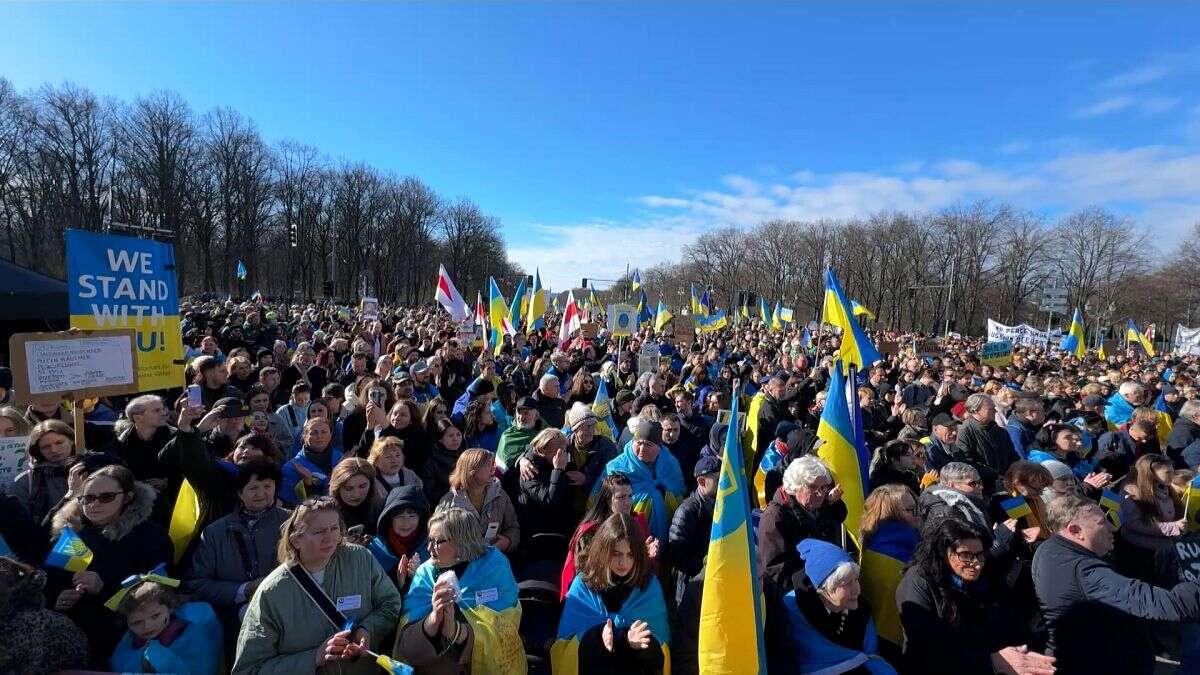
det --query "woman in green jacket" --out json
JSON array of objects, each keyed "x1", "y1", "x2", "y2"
[{"x1": 233, "y1": 497, "x2": 402, "y2": 674}]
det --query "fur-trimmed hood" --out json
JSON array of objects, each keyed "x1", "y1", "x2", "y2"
[{"x1": 51, "y1": 481, "x2": 157, "y2": 541}]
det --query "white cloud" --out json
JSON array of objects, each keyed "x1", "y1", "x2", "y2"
[
  {"x1": 508, "y1": 143, "x2": 1200, "y2": 288},
  {"x1": 1140, "y1": 97, "x2": 1179, "y2": 114},
  {"x1": 999, "y1": 139, "x2": 1031, "y2": 155},
  {"x1": 1102, "y1": 64, "x2": 1170, "y2": 88},
  {"x1": 1076, "y1": 96, "x2": 1135, "y2": 118}
]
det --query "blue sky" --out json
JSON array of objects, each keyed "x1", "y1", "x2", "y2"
[{"x1": 3, "y1": 2, "x2": 1198, "y2": 290}]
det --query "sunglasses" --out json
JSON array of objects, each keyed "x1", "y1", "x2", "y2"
[{"x1": 79, "y1": 491, "x2": 125, "y2": 505}]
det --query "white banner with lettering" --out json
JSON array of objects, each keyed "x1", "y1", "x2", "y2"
[
  {"x1": 986, "y1": 319, "x2": 1061, "y2": 347},
  {"x1": 1174, "y1": 324, "x2": 1200, "y2": 355}
]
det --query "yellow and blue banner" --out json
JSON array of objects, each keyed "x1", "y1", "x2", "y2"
[
  {"x1": 860, "y1": 521, "x2": 918, "y2": 648},
  {"x1": 759, "y1": 297, "x2": 771, "y2": 326},
  {"x1": 771, "y1": 301, "x2": 783, "y2": 331},
  {"x1": 375, "y1": 654, "x2": 415, "y2": 675},
  {"x1": 816, "y1": 361, "x2": 870, "y2": 548},
  {"x1": 1099, "y1": 489, "x2": 1125, "y2": 529},
  {"x1": 631, "y1": 268, "x2": 642, "y2": 293},
  {"x1": 591, "y1": 378, "x2": 618, "y2": 442},
  {"x1": 1059, "y1": 308, "x2": 1086, "y2": 358},
  {"x1": 1186, "y1": 476, "x2": 1200, "y2": 532},
  {"x1": 780, "y1": 306, "x2": 794, "y2": 323},
  {"x1": 45, "y1": 526, "x2": 93, "y2": 572},
  {"x1": 526, "y1": 269, "x2": 547, "y2": 331},
  {"x1": 66, "y1": 229, "x2": 184, "y2": 391},
  {"x1": 1127, "y1": 319, "x2": 1156, "y2": 357},
  {"x1": 698, "y1": 390, "x2": 767, "y2": 674},
  {"x1": 637, "y1": 288, "x2": 654, "y2": 328},
  {"x1": 401, "y1": 547, "x2": 526, "y2": 674},
  {"x1": 593, "y1": 443, "x2": 685, "y2": 541},
  {"x1": 690, "y1": 284, "x2": 706, "y2": 317},
  {"x1": 823, "y1": 268, "x2": 883, "y2": 373}
]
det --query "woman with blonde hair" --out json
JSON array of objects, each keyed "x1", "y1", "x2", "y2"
[
  {"x1": 0, "y1": 406, "x2": 31, "y2": 437},
  {"x1": 330, "y1": 457, "x2": 384, "y2": 544},
  {"x1": 234, "y1": 497, "x2": 402, "y2": 674},
  {"x1": 280, "y1": 416, "x2": 342, "y2": 506},
  {"x1": 439, "y1": 448, "x2": 520, "y2": 554},
  {"x1": 367, "y1": 436, "x2": 423, "y2": 494},
  {"x1": 1118, "y1": 453, "x2": 1184, "y2": 581},
  {"x1": 859, "y1": 484, "x2": 919, "y2": 659},
  {"x1": 11, "y1": 419, "x2": 77, "y2": 525}
]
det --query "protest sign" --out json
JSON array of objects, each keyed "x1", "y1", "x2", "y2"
[
  {"x1": 1175, "y1": 324, "x2": 1200, "y2": 356},
  {"x1": 608, "y1": 304, "x2": 636, "y2": 337},
  {"x1": 0, "y1": 436, "x2": 28, "y2": 489},
  {"x1": 9, "y1": 330, "x2": 139, "y2": 404},
  {"x1": 915, "y1": 338, "x2": 939, "y2": 359},
  {"x1": 981, "y1": 340, "x2": 1014, "y2": 367},
  {"x1": 1174, "y1": 534, "x2": 1200, "y2": 583},
  {"x1": 878, "y1": 340, "x2": 900, "y2": 356},
  {"x1": 987, "y1": 319, "x2": 1062, "y2": 348},
  {"x1": 360, "y1": 296, "x2": 379, "y2": 321},
  {"x1": 66, "y1": 230, "x2": 183, "y2": 391}
]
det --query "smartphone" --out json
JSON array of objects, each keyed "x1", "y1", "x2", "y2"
[
  {"x1": 369, "y1": 388, "x2": 386, "y2": 407},
  {"x1": 186, "y1": 384, "x2": 202, "y2": 408}
]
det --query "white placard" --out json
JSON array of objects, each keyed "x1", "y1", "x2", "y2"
[
  {"x1": 23, "y1": 335, "x2": 136, "y2": 395},
  {"x1": 0, "y1": 436, "x2": 29, "y2": 488}
]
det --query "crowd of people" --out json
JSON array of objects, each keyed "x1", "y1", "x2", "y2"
[{"x1": 0, "y1": 296, "x2": 1199, "y2": 674}]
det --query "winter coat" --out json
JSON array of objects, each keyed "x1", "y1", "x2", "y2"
[
  {"x1": 421, "y1": 442, "x2": 462, "y2": 506},
  {"x1": 439, "y1": 480, "x2": 521, "y2": 551},
  {"x1": 233, "y1": 544, "x2": 403, "y2": 674},
  {"x1": 159, "y1": 429, "x2": 240, "y2": 528},
  {"x1": 1005, "y1": 417, "x2": 1040, "y2": 459},
  {"x1": 495, "y1": 418, "x2": 547, "y2": 469},
  {"x1": 953, "y1": 418, "x2": 1019, "y2": 490},
  {"x1": 0, "y1": 563, "x2": 89, "y2": 675},
  {"x1": 566, "y1": 430, "x2": 619, "y2": 495},
  {"x1": 183, "y1": 506, "x2": 290, "y2": 614},
  {"x1": 896, "y1": 563, "x2": 1025, "y2": 674},
  {"x1": 531, "y1": 390, "x2": 567, "y2": 430},
  {"x1": 917, "y1": 486, "x2": 1015, "y2": 560},
  {"x1": 48, "y1": 481, "x2": 174, "y2": 668},
  {"x1": 668, "y1": 489, "x2": 715, "y2": 603},
  {"x1": 756, "y1": 488, "x2": 848, "y2": 591},
  {"x1": 367, "y1": 485, "x2": 430, "y2": 590},
  {"x1": 1032, "y1": 533, "x2": 1200, "y2": 675},
  {"x1": 9, "y1": 459, "x2": 69, "y2": 527}
]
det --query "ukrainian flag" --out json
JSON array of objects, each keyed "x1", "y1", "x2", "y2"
[
  {"x1": 759, "y1": 297, "x2": 771, "y2": 326},
  {"x1": 816, "y1": 361, "x2": 870, "y2": 547},
  {"x1": 45, "y1": 526, "x2": 93, "y2": 572},
  {"x1": 1000, "y1": 495, "x2": 1033, "y2": 520},
  {"x1": 851, "y1": 300, "x2": 876, "y2": 321},
  {"x1": 690, "y1": 284, "x2": 705, "y2": 317},
  {"x1": 859, "y1": 521, "x2": 918, "y2": 648},
  {"x1": 637, "y1": 288, "x2": 654, "y2": 328},
  {"x1": 823, "y1": 268, "x2": 884, "y2": 373},
  {"x1": 697, "y1": 310, "x2": 729, "y2": 332},
  {"x1": 1186, "y1": 476, "x2": 1200, "y2": 533},
  {"x1": 1098, "y1": 342, "x2": 1107, "y2": 360},
  {"x1": 507, "y1": 275, "x2": 527, "y2": 333},
  {"x1": 631, "y1": 269, "x2": 642, "y2": 293},
  {"x1": 1099, "y1": 489, "x2": 1125, "y2": 529},
  {"x1": 526, "y1": 269, "x2": 547, "y2": 331},
  {"x1": 1127, "y1": 319, "x2": 1156, "y2": 357},
  {"x1": 1059, "y1": 308, "x2": 1086, "y2": 358},
  {"x1": 698, "y1": 391, "x2": 768, "y2": 674},
  {"x1": 169, "y1": 479, "x2": 203, "y2": 563},
  {"x1": 591, "y1": 378, "x2": 618, "y2": 442},
  {"x1": 771, "y1": 301, "x2": 783, "y2": 331},
  {"x1": 488, "y1": 277, "x2": 509, "y2": 356},
  {"x1": 741, "y1": 302, "x2": 750, "y2": 319},
  {"x1": 655, "y1": 300, "x2": 673, "y2": 332},
  {"x1": 780, "y1": 306, "x2": 795, "y2": 323},
  {"x1": 588, "y1": 285, "x2": 602, "y2": 316},
  {"x1": 701, "y1": 287, "x2": 715, "y2": 314}
]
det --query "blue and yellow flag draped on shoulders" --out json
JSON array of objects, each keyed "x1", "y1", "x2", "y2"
[
  {"x1": 552, "y1": 575, "x2": 671, "y2": 674},
  {"x1": 698, "y1": 392, "x2": 767, "y2": 674},
  {"x1": 1059, "y1": 308, "x2": 1086, "y2": 358},
  {"x1": 400, "y1": 547, "x2": 526, "y2": 674},
  {"x1": 816, "y1": 361, "x2": 871, "y2": 548},
  {"x1": 593, "y1": 442, "x2": 685, "y2": 542},
  {"x1": 781, "y1": 584, "x2": 896, "y2": 674},
  {"x1": 823, "y1": 267, "x2": 883, "y2": 373},
  {"x1": 111, "y1": 601, "x2": 223, "y2": 674},
  {"x1": 859, "y1": 521, "x2": 919, "y2": 648}
]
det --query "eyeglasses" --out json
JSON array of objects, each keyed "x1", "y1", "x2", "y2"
[
  {"x1": 427, "y1": 537, "x2": 451, "y2": 548},
  {"x1": 79, "y1": 491, "x2": 124, "y2": 505},
  {"x1": 950, "y1": 549, "x2": 986, "y2": 565},
  {"x1": 805, "y1": 483, "x2": 832, "y2": 495}
]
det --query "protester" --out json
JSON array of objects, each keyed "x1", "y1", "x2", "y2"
[
  {"x1": 367, "y1": 435, "x2": 423, "y2": 494},
  {"x1": 1116, "y1": 453, "x2": 1185, "y2": 580},
  {"x1": 954, "y1": 393, "x2": 1019, "y2": 491},
  {"x1": 592, "y1": 417, "x2": 685, "y2": 545},
  {"x1": 10, "y1": 419, "x2": 77, "y2": 526},
  {"x1": 110, "y1": 579, "x2": 224, "y2": 674},
  {"x1": 233, "y1": 497, "x2": 402, "y2": 674},
  {"x1": 518, "y1": 428, "x2": 581, "y2": 549},
  {"x1": 438, "y1": 448, "x2": 520, "y2": 554},
  {"x1": 0, "y1": 556, "x2": 89, "y2": 675},
  {"x1": 48, "y1": 464, "x2": 174, "y2": 667},
  {"x1": 422, "y1": 418, "x2": 465, "y2": 505},
  {"x1": 1033, "y1": 494, "x2": 1200, "y2": 674},
  {"x1": 330, "y1": 457, "x2": 385, "y2": 542},
  {"x1": 858, "y1": 483, "x2": 919, "y2": 660},
  {"x1": 366, "y1": 484, "x2": 430, "y2": 592},
  {"x1": 280, "y1": 417, "x2": 342, "y2": 505},
  {"x1": 667, "y1": 455, "x2": 719, "y2": 604},
  {"x1": 758, "y1": 455, "x2": 848, "y2": 590}
]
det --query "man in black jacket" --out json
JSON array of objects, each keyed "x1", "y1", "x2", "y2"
[
  {"x1": 954, "y1": 393, "x2": 1019, "y2": 491},
  {"x1": 1033, "y1": 494, "x2": 1200, "y2": 675},
  {"x1": 1165, "y1": 399, "x2": 1200, "y2": 467},
  {"x1": 668, "y1": 455, "x2": 719, "y2": 605}
]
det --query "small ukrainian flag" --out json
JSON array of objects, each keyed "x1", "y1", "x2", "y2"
[
  {"x1": 1000, "y1": 496, "x2": 1032, "y2": 520},
  {"x1": 1099, "y1": 489, "x2": 1124, "y2": 528},
  {"x1": 45, "y1": 527, "x2": 93, "y2": 572}
]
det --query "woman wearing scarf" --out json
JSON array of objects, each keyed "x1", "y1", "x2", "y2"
[
  {"x1": 858, "y1": 484, "x2": 919, "y2": 663},
  {"x1": 11, "y1": 420, "x2": 77, "y2": 527},
  {"x1": 393, "y1": 507, "x2": 526, "y2": 675},
  {"x1": 366, "y1": 484, "x2": 430, "y2": 592},
  {"x1": 280, "y1": 417, "x2": 343, "y2": 506},
  {"x1": 553, "y1": 513, "x2": 670, "y2": 674},
  {"x1": 438, "y1": 449, "x2": 520, "y2": 554},
  {"x1": 590, "y1": 418, "x2": 684, "y2": 544},
  {"x1": 330, "y1": 458, "x2": 385, "y2": 544},
  {"x1": 367, "y1": 436, "x2": 424, "y2": 495},
  {"x1": 769, "y1": 538, "x2": 896, "y2": 674}
]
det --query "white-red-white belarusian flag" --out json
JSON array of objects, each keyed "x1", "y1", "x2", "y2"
[
  {"x1": 475, "y1": 291, "x2": 488, "y2": 353},
  {"x1": 559, "y1": 291, "x2": 581, "y2": 348},
  {"x1": 435, "y1": 264, "x2": 469, "y2": 322}
]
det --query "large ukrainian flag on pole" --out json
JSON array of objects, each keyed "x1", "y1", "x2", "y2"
[
  {"x1": 816, "y1": 361, "x2": 871, "y2": 548},
  {"x1": 1059, "y1": 308, "x2": 1086, "y2": 358},
  {"x1": 526, "y1": 269, "x2": 547, "y2": 331},
  {"x1": 1127, "y1": 319, "x2": 1156, "y2": 357},
  {"x1": 487, "y1": 277, "x2": 508, "y2": 356},
  {"x1": 823, "y1": 267, "x2": 883, "y2": 373},
  {"x1": 698, "y1": 390, "x2": 768, "y2": 674}
]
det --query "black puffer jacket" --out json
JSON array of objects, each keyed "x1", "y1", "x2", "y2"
[{"x1": 667, "y1": 490, "x2": 715, "y2": 594}]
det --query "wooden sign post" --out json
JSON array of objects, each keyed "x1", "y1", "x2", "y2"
[{"x1": 9, "y1": 329, "x2": 141, "y2": 451}]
